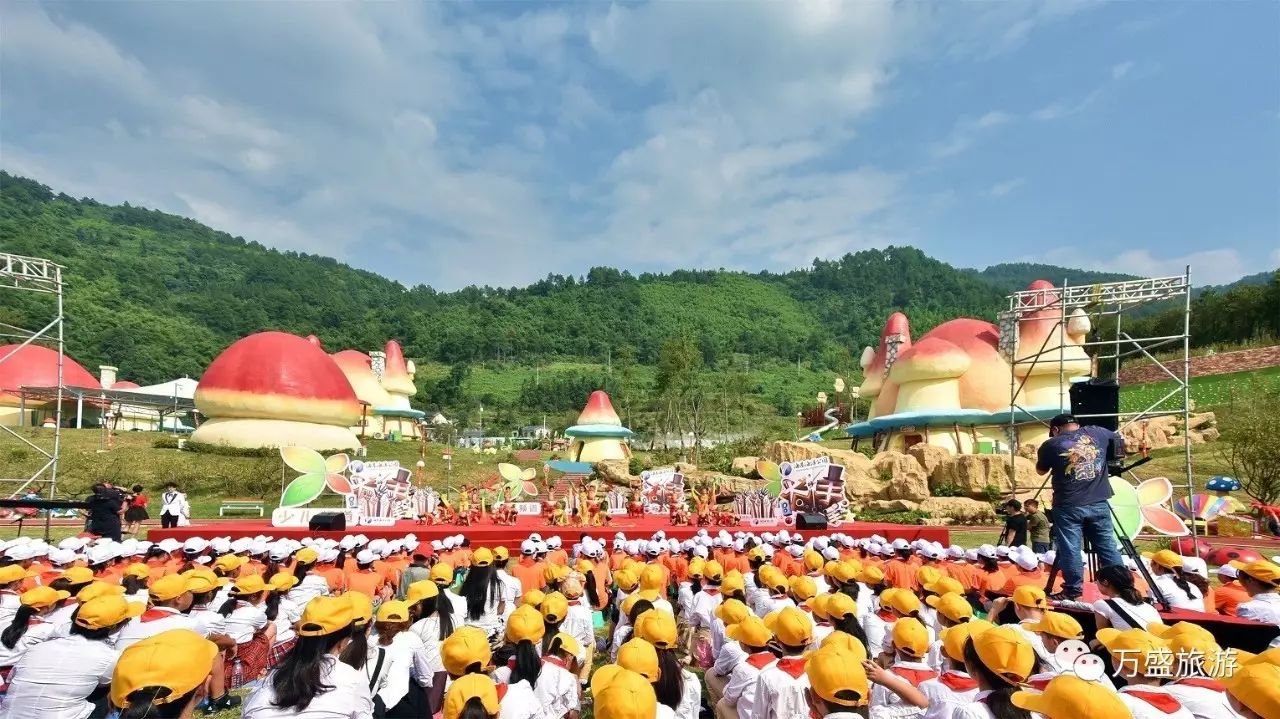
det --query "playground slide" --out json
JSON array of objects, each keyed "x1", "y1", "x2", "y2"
[{"x1": 804, "y1": 406, "x2": 840, "y2": 442}]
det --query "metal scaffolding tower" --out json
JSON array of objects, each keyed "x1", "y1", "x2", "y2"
[
  {"x1": 0, "y1": 252, "x2": 65, "y2": 538},
  {"x1": 1001, "y1": 269, "x2": 1194, "y2": 535}
]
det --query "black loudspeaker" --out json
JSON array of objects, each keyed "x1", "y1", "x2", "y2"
[
  {"x1": 309, "y1": 512, "x2": 346, "y2": 532},
  {"x1": 795, "y1": 513, "x2": 827, "y2": 530},
  {"x1": 1069, "y1": 378, "x2": 1120, "y2": 431}
]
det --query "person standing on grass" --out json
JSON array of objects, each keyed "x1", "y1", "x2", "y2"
[
  {"x1": 1035, "y1": 413, "x2": 1125, "y2": 601},
  {"x1": 1024, "y1": 500, "x2": 1051, "y2": 554},
  {"x1": 998, "y1": 500, "x2": 1029, "y2": 549},
  {"x1": 158, "y1": 483, "x2": 189, "y2": 530}
]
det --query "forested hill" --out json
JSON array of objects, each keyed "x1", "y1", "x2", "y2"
[{"x1": 1, "y1": 172, "x2": 1274, "y2": 409}]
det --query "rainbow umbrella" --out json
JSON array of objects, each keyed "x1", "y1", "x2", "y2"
[{"x1": 1173, "y1": 494, "x2": 1230, "y2": 521}]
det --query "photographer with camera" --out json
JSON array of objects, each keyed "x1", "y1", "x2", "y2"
[
  {"x1": 85, "y1": 482, "x2": 126, "y2": 542},
  {"x1": 1035, "y1": 414, "x2": 1125, "y2": 601}
]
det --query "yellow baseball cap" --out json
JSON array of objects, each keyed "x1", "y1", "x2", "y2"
[
  {"x1": 747, "y1": 546, "x2": 766, "y2": 561},
  {"x1": 1095, "y1": 628, "x2": 1169, "y2": 677},
  {"x1": 213, "y1": 555, "x2": 246, "y2": 573},
  {"x1": 442, "y1": 626, "x2": 493, "y2": 675},
  {"x1": 758, "y1": 566, "x2": 787, "y2": 592},
  {"x1": 789, "y1": 575, "x2": 817, "y2": 602},
  {"x1": 941, "y1": 620, "x2": 993, "y2": 663},
  {"x1": 110, "y1": 629, "x2": 218, "y2": 709},
  {"x1": 768, "y1": 606, "x2": 814, "y2": 648},
  {"x1": 807, "y1": 594, "x2": 830, "y2": 621},
  {"x1": 295, "y1": 547, "x2": 319, "y2": 564},
  {"x1": 1023, "y1": 611, "x2": 1084, "y2": 640},
  {"x1": 803, "y1": 550, "x2": 824, "y2": 572},
  {"x1": 575, "y1": 559, "x2": 595, "y2": 575},
  {"x1": 688, "y1": 558, "x2": 706, "y2": 579},
  {"x1": 1242, "y1": 647, "x2": 1280, "y2": 668},
  {"x1": 827, "y1": 561, "x2": 859, "y2": 584},
  {"x1": 1012, "y1": 675, "x2": 1133, "y2": 719},
  {"x1": 149, "y1": 575, "x2": 197, "y2": 602},
  {"x1": 550, "y1": 631, "x2": 582, "y2": 658},
  {"x1": 592, "y1": 666, "x2": 658, "y2": 719},
  {"x1": 634, "y1": 609, "x2": 678, "y2": 649},
  {"x1": 1011, "y1": 585, "x2": 1048, "y2": 609},
  {"x1": 406, "y1": 579, "x2": 439, "y2": 605},
  {"x1": 471, "y1": 548, "x2": 494, "y2": 567},
  {"x1": 543, "y1": 563, "x2": 569, "y2": 583},
  {"x1": 825, "y1": 592, "x2": 857, "y2": 621},
  {"x1": 883, "y1": 588, "x2": 921, "y2": 616},
  {"x1": 639, "y1": 564, "x2": 665, "y2": 594},
  {"x1": 375, "y1": 600, "x2": 412, "y2": 623},
  {"x1": 431, "y1": 563, "x2": 454, "y2": 585},
  {"x1": 1239, "y1": 559, "x2": 1280, "y2": 587},
  {"x1": 505, "y1": 604, "x2": 546, "y2": 644},
  {"x1": 182, "y1": 569, "x2": 228, "y2": 593},
  {"x1": 617, "y1": 637, "x2": 660, "y2": 681},
  {"x1": 704, "y1": 560, "x2": 724, "y2": 582},
  {"x1": 859, "y1": 566, "x2": 884, "y2": 585},
  {"x1": 714, "y1": 598, "x2": 751, "y2": 626},
  {"x1": 297, "y1": 596, "x2": 355, "y2": 637},
  {"x1": 1223, "y1": 662, "x2": 1280, "y2": 719},
  {"x1": 493, "y1": 546, "x2": 509, "y2": 561},
  {"x1": 20, "y1": 586, "x2": 69, "y2": 609},
  {"x1": 614, "y1": 570, "x2": 638, "y2": 592},
  {"x1": 61, "y1": 566, "x2": 96, "y2": 585},
  {"x1": 0, "y1": 565, "x2": 33, "y2": 584},
  {"x1": 124, "y1": 563, "x2": 151, "y2": 580},
  {"x1": 231, "y1": 574, "x2": 267, "y2": 596},
  {"x1": 892, "y1": 617, "x2": 930, "y2": 658},
  {"x1": 926, "y1": 592, "x2": 974, "y2": 623},
  {"x1": 268, "y1": 572, "x2": 299, "y2": 592},
  {"x1": 540, "y1": 592, "x2": 569, "y2": 623},
  {"x1": 1147, "y1": 549, "x2": 1184, "y2": 570},
  {"x1": 722, "y1": 571, "x2": 745, "y2": 595},
  {"x1": 924, "y1": 577, "x2": 964, "y2": 597},
  {"x1": 726, "y1": 615, "x2": 774, "y2": 649},
  {"x1": 917, "y1": 566, "x2": 943, "y2": 588},
  {"x1": 1147, "y1": 621, "x2": 1214, "y2": 644},
  {"x1": 523, "y1": 589, "x2": 547, "y2": 609},
  {"x1": 75, "y1": 595, "x2": 144, "y2": 630},
  {"x1": 1166, "y1": 633, "x2": 1227, "y2": 676},
  {"x1": 444, "y1": 673, "x2": 499, "y2": 719},
  {"x1": 806, "y1": 646, "x2": 870, "y2": 707},
  {"x1": 819, "y1": 630, "x2": 868, "y2": 663},
  {"x1": 972, "y1": 625, "x2": 1035, "y2": 684},
  {"x1": 78, "y1": 581, "x2": 125, "y2": 602}
]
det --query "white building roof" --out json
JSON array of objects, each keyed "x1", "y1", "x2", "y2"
[{"x1": 132, "y1": 377, "x2": 199, "y2": 400}]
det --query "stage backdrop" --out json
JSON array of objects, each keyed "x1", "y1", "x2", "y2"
[
  {"x1": 746, "y1": 456, "x2": 848, "y2": 527},
  {"x1": 275, "y1": 446, "x2": 435, "y2": 527}
]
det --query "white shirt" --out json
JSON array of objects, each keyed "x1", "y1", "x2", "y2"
[
  {"x1": 949, "y1": 690, "x2": 998, "y2": 719},
  {"x1": 1011, "y1": 621, "x2": 1057, "y2": 673},
  {"x1": 274, "y1": 596, "x2": 301, "y2": 645},
  {"x1": 563, "y1": 603, "x2": 594, "y2": 664},
  {"x1": 1092, "y1": 597, "x2": 1164, "y2": 631},
  {"x1": 224, "y1": 601, "x2": 269, "y2": 644},
  {"x1": 288, "y1": 575, "x2": 332, "y2": 608},
  {"x1": 496, "y1": 571, "x2": 522, "y2": 617},
  {"x1": 1162, "y1": 680, "x2": 1244, "y2": 719},
  {"x1": 1151, "y1": 574, "x2": 1204, "y2": 611},
  {"x1": 0, "y1": 620, "x2": 56, "y2": 668},
  {"x1": 608, "y1": 624, "x2": 632, "y2": 663},
  {"x1": 722, "y1": 654, "x2": 773, "y2": 717},
  {"x1": 710, "y1": 638, "x2": 746, "y2": 679},
  {"x1": 113, "y1": 607, "x2": 199, "y2": 651},
  {"x1": 863, "y1": 612, "x2": 894, "y2": 661},
  {"x1": 497, "y1": 678, "x2": 544, "y2": 719},
  {"x1": 919, "y1": 671, "x2": 979, "y2": 719},
  {"x1": 675, "y1": 668, "x2": 701, "y2": 719},
  {"x1": 189, "y1": 605, "x2": 228, "y2": 638},
  {"x1": 366, "y1": 632, "x2": 432, "y2": 710},
  {"x1": 1237, "y1": 592, "x2": 1280, "y2": 646},
  {"x1": 0, "y1": 593, "x2": 21, "y2": 628},
  {"x1": 1117, "y1": 685, "x2": 1197, "y2": 719},
  {"x1": 533, "y1": 658, "x2": 579, "y2": 719},
  {"x1": 677, "y1": 582, "x2": 695, "y2": 616},
  {"x1": 410, "y1": 616, "x2": 446, "y2": 674},
  {"x1": 242, "y1": 655, "x2": 374, "y2": 719},
  {"x1": 871, "y1": 661, "x2": 936, "y2": 714},
  {"x1": 754, "y1": 594, "x2": 795, "y2": 618},
  {"x1": 749, "y1": 659, "x2": 810, "y2": 719},
  {"x1": 689, "y1": 590, "x2": 724, "y2": 630},
  {"x1": 0, "y1": 635, "x2": 118, "y2": 719}
]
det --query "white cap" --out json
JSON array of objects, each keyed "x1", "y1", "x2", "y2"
[
  {"x1": 1013, "y1": 553, "x2": 1038, "y2": 571},
  {"x1": 925, "y1": 546, "x2": 946, "y2": 561},
  {"x1": 1181, "y1": 556, "x2": 1208, "y2": 580},
  {"x1": 356, "y1": 550, "x2": 376, "y2": 565},
  {"x1": 1217, "y1": 564, "x2": 1239, "y2": 579},
  {"x1": 891, "y1": 538, "x2": 909, "y2": 550},
  {"x1": 692, "y1": 545, "x2": 709, "y2": 559},
  {"x1": 520, "y1": 540, "x2": 536, "y2": 555},
  {"x1": 821, "y1": 547, "x2": 839, "y2": 561},
  {"x1": 58, "y1": 537, "x2": 88, "y2": 551},
  {"x1": 978, "y1": 544, "x2": 998, "y2": 559},
  {"x1": 443, "y1": 537, "x2": 456, "y2": 549},
  {"x1": 645, "y1": 541, "x2": 661, "y2": 556},
  {"x1": 183, "y1": 537, "x2": 209, "y2": 554},
  {"x1": 268, "y1": 544, "x2": 292, "y2": 562},
  {"x1": 4, "y1": 545, "x2": 35, "y2": 561},
  {"x1": 528, "y1": 533, "x2": 543, "y2": 542},
  {"x1": 965, "y1": 549, "x2": 979, "y2": 562},
  {"x1": 431, "y1": 540, "x2": 445, "y2": 551},
  {"x1": 549, "y1": 536, "x2": 563, "y2": 549},
  {"x1": 995, "y1": 545, "x2": 1011, "y2": 558},
  {"x1": 87, "y1": 544, "x2": 116, "y2": 565},
  {"x1": 1041, "y1": 551, "x2": 1057, "y2": 566},
  {"x1": 158, "y1": 539, "x2": 183, "y2": 553},
  {"x1": 48, "y1": 548, "x2": 77, "y2": 566},
  {"x1": 946, "y1": 545, "x2": 965, "y2": 559}
]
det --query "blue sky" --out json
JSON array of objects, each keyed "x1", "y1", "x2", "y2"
[{"x1": 3, "y1": 1, "x2": 1276, "y2": 289}]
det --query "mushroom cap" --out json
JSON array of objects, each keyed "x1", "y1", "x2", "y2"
[
  {"x1": 1206, "y1": 475, "x2": 1242, "y2": 491},
  {"x1": 577, "y1": 390, "x2": 622, "y2": 426},
  {"x1": 332, "y1": 350, "x2": 393, "y2": 407},
  {"x1": 195, "y1": 331, "x2": 361, "y2": 426},
  {"x1": 380, "y1": 340, "x2": 416, "y2": 396},
  {"x1": 0, "y1": 344, "x2": 100, "y2": 405},
  {"x1": 888, "y1": 318, "x2": 1011, "y2": 412}
]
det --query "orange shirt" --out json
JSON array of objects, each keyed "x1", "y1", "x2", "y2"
[
  {"x1": 346, "y1": 569, "x2": 387, "y2": 599},
  {"x1": 667, "y1": 555, "x2": 690, "y2": 585},
  {"x1": 947, "y1": 563, "x2": 985, "y2": 594},
  {"x1": 454, "y1": 548, "x2": 473, "y2": 569},
  {"x1": 1214, "y1": 582, "x2": 1249, "y2": 616},
  {"x1": 316, "y1": 564, "x2": 347, "y2": 592},
  {"x1": 981, "y1": 569, "x2": 1008, "y2": 595},
  {"x1": 546, "y1": 549, "x2": 568, "y2": 567},
  {"x1": 883, "y1": 559, "x2": 919, "y2": 591},
  {"x1": 724, "y1": 554, "x2": 750, "y2": 576},
  {"x1": 1002, "y1": 569, "x2": 1058, "y2": 595},
  {"x1": 610, "y1": 552, "x2": 628, "y2": 571},
  {"x1": 510, "y1": 558, "x2": 546, "y2": 595}
]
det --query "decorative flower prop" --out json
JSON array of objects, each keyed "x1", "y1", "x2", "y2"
[
  {"x1": 498, "y1": 463, "x2": 539, "y2": 499},
  {"x1": 755, "y1": 460, "x2": 783, "y2": 496},
  {"x1": 1109, "y1": 476, "x2": 1188, "y2": 540},
  {"x1": 279, "y1": 447, "x2": 351, "y2": 507}
]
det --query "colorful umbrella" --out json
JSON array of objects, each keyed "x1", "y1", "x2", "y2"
[{"x1": 1173, "y1": 494, "x2": 1231, "y2": 521}]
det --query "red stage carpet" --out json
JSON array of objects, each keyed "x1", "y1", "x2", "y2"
[{"x1": 147, "y1": 514, "x2": 949, "y2": 547}]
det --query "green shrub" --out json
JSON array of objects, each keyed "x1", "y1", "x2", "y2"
[
  {"x1": 981, "y1": 484, "x2": 1003, "y2": 504},
  {"x1": 152, "y1": 435, "x2": 180, "y2": 450},
  {"x1": 6, "y1": 447, "x2": 29, "y2": 462},
  {"x1": 857, "y1": 508, "x2": 931, "y2": 525},
  {"x1": 932, "y1": 482, "x2": 963, "y2": 497},
  {"x1": 628, "y1": 456, "x2": 648, "y2": 475}
]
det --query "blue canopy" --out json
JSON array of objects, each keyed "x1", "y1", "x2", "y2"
[{"x1": 846, "y1": 405, "x2": 1066, "y2": 437}]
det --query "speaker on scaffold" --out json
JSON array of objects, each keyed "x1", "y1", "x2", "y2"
[
  {"x1": 309, "y1": 512, "x2": 346, "y2": 532},
  {"x1": 1069, "y1": 378, "x2": 1120, "y2": 432}
]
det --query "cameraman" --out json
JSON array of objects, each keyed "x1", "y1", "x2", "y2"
[
  {"x1": 85, "y1": 482, "x2": 125, "y2": 541},
  {"x1": 1035, "y1": 413, "x2": 1125, "y2": 601}
]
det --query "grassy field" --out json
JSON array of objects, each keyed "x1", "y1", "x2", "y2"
[{"x1": 1119, "y1": 365, "x2": 1280, "y2": 415}]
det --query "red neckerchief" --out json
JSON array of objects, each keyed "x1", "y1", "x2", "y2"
[
  {"x1": 704, "y1": 588, "x2": 719, "y2": 596},
  {"x1": 507, "y1": 657, "x2": 518, "y2": 669},
  {"x1": 891, "y1": 666, "x2": 938, "y2": 685},
  {"x1": 1174, "y1": 677, "x2": 1225, "y2": 692},
  {"x1": 938, "y1": 672, "x2": 977, "y2": 692},
  {"x1": 1124, "y1": 689, "x2": 1184, "y2": 713},
  {"x1": 775, "y1": 657, "x2": 807, "y2": 679},
  {"x1": 746, "y1": 652, "x2": 775, "y2": 670},
  {"x1": 876, "y1": 609, "x2": 896, "y2": 622},
  {"x1": 543, "y1": 656, "x2": 570, "y2": 670},
  {"x1": 496, "y1": 684, "x2": 509, "y2": 700},
  {"x1": 1026, "y1": 676, "x2": 1052, "y2": 691},
  {"x1": 140, "y1": 607, "x2": 179, "y2": 623}
]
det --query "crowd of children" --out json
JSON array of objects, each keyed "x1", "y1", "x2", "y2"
[{"x1": 0, "y1": 527, "x2": 1275, "y2": 719}]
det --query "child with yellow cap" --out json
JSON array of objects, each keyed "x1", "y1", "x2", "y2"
[
  {"x1": 1224, "y1": 662, "x2": 1280, "y2": 719},
  {"x1": 754, "y1": 566, "x2": 795, "y2": 617},
  {"x1": 534, "y1": 632, "x2": 583, "y2": 719},
  {"x1": 1010, "y1": 674, "x2": 1134, "y2": 719},
  {"x1": 988, "y1": 585, "x2": 1057, "y2": 673},
  {"x1": 718, "y1": 615, "x2": 778, "y2": 719},
  {"x1": 705, "y1": 599, "x2": 752, "y2": 704},
  {"x1": 635, "y1": 610, "x2": 701, "y2": 719},
  {"x1": 444, "y1": 673, "x2": 501, "y2": 719},
  {"x1": 367, "y1": 600, "x2": 432, "y2": 717},
  {"x1": 559, "y1": 576, "x2": 595, "y2": 685},
  {"x1": 803, "y1": 644, "x2": 871, "y2": 718},
  {"x1": 1095, "y1": 628, "x2": 1194, "y2": 719},
  {"x1": 949, "y1": 625, "x2": 1037, "y2": 719},
  {"x1": 752, "y1": 606, "x2": 815, "y2": 719},
  {"x1": 1146, "y1": 550, "x2": 1204, "y2": 612},
  {"x1": 1018, "y1": 611, "x2": 1092, "y2": 689},
  {"x1": 446, "y1": 623, "x2": 545, "y2": 719},
  {"x1": 689, "y1": 560, "x2": 726, "y2": 668},
  {"x1": 1160, "y1": 628, "x2": 1240, "y2": 719},
  {"x1": 917, "y1": 621, "x2": 992, "y2": 718},
  {"x1": 866, "y1": 617, "x2": 935, "y2": 713},
  {"x1": 3, "y1": 595, "x2": 144, "y2": 719},
  {"x1": 1236, "y1": 559, "x2": 1280, "y2": 643},
  {"x1": 217, "y1": 574, "x2": 277, "y2": 689},
  {"x1": 922, "y1": 591, "x2": 973, "y2": 672},
  {"x1": 110, "y1": 628, "x2": 219, "y2": 719},
  {"x1": 0, "y1": 586, "x2": 66, "y2": 689},
  {"x1": 242, "y1": 595, "x2": 373, "y2": 719},
  {"x1": 593, "y1": 665, "x2": 661, "y2": 719}
]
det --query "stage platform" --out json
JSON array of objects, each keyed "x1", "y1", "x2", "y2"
[{"x1": 146, "y1": 515, "x2": 949, "y2": 547}]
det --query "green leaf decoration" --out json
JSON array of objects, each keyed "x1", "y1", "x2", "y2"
[{"x1": 281, "y1": 474, "x2": 326, "y2": 508}]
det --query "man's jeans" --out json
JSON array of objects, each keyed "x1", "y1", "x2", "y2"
[{"x1": 1050, "y1": 500, "x2": 1124, "y2": 595}]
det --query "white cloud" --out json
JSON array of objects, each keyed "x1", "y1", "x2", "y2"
[
  {"x1": 932, "y1": 111, "x2": 1013, "y2": 158},
  {"x1": 1044, "y1": 248, "x2": 1249, "y2": 286},
  {"x1": 1111, "y1": 60, "x2": 1135, "y2": 80},
  {"x1": 986, "y1": 178, "x2": 1026, "y2": 197}
]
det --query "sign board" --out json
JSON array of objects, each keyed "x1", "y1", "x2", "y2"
[
  {"x1": 776, "y1": 456, "x2": 848, "y2": 524},
  {"x1": 359, "y1": 516, "x2": 399, "y2": 527},
  {"x1": 271, "y1": 507, "x2": 359, "y2": 528},
  {"x1": 639, "y1": 467, "x2": 685, "y2": 513},
  {"x1": 514, "y1": 501, "x2": 543, "y2": 516},
  {"x1": 275, "y1": 447, "x2": 425, "y2": 527}
]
